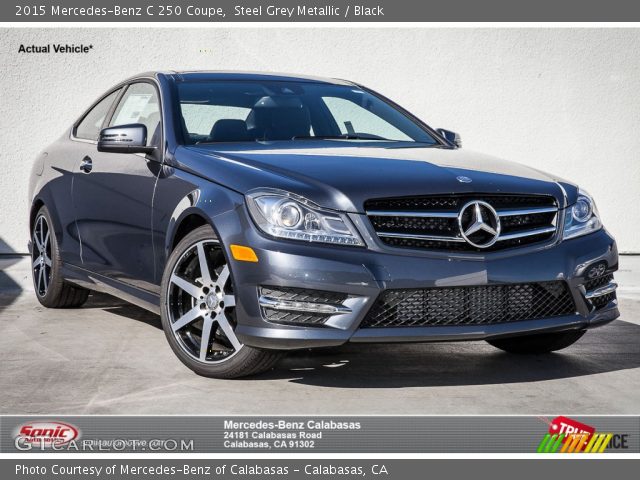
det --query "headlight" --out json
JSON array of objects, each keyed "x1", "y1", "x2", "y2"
[
  {"x1": 246, "y1": 190, "x2": 364, "y2": 246},
  {"x1": 563, "y1": 188, "x2": 603, "y2": 240}
]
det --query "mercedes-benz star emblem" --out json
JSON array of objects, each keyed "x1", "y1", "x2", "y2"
[{"x1": 458, "y1": 200, "x2": 501, "y2": 248}]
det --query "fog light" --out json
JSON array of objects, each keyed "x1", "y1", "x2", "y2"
[{"x1": 585, "y1": 261, "x2": 607, "y2": 280}]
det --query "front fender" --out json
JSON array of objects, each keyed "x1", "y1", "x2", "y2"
[{"x1": 155, "y1": 166, "x2": 246, "y2": 280}]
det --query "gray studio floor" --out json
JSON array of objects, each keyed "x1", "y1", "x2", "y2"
[{"x1": 1, "y1": 255, "x2": 639, "y2": 415}]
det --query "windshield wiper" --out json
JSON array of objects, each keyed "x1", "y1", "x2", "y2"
[{"x1": 291, "y1": 134, "x2": 393, "y2": 141}]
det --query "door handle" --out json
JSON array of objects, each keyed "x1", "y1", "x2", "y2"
[{"x1": 80, "y1": 156, "x2": 93, "y2": 173}]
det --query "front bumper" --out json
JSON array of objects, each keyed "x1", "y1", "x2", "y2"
[{"x1": 216, "y1": 206, "x2": 619, "y2": 350}]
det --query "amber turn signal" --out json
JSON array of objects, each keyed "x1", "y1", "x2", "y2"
[{"x1": 230, "y1": 244, "x2": 259, "y2": 262}]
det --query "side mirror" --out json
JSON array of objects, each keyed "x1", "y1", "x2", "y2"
[
  {"x1": 97, "y1": 124, "x2": 155, "y2": 154},
  {"x1": 436, "y1": 128, "x2": 462, "y2": 148}
]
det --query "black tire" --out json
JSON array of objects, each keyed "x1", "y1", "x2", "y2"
[
  {"x1": 160, "y1": 225, "x2": 282, "y2": 379},
  {"x1": 31, "y1": 206, "x2": 89, "y2": 308},
  {"x1": 487, "y1": 330, "x2": 586, "y2": 354}
]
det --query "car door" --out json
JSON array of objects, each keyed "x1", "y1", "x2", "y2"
[
  {"x1": 51, "y1": 88, "x2": 122, "y2": 266},
  {"x1": 72, "y1": 81, "x2": 163, "y2": 292}
]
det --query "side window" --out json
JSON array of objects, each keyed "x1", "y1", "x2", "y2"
[
  {"x1": 74, "y1": 89, "x2": 120, "y2": 141},
  {"x1": 110, "y1": 82, "x2": 161, "y2": 146},
  {"x1": 322, "y1": 96, "x2": 411, "y2": 141}
]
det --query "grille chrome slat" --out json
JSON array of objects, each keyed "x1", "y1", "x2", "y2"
[
  {"x1": 495, "y1": 206, "x2": 559, "y2": 217},
  {"x1": 496, "y1": 226, "x2": 557, "y2": 241},
  {"x1": 365, "y1": 194, "x2": 559, "y2": 252},
  {"x1": 367, "y1": 210, "x2": 459, "y2": 218},
  {"x1": 376, "y1": 226, "x2": 557, "y2": 244},
  {"x1": 367, "y1": 206, "x2": 558, "y2": 219}
]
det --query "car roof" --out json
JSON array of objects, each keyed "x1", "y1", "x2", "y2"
[{"x1": 130, "y1": 70, "x2": 355, "y2": 86}]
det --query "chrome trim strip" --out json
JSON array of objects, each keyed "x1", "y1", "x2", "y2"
[
  {"x1": 497, "y1": 226, "x2": 557, "y2": 241},
  {"x1": 258, "y1": 296, "x2": 352, "y2": 315},
  {"x1": 496, "y1": 206, "x2": 558, "y2": 217},
  {"x1": 366, "y1": 210, "x2": 458, "y2": 218},
  {"x1": 367, "y1": 206, "x2": 556, "y2": 219},
  {"x1": 377, "y1": 227, "x2": 556, "y2": 244},
  {"x1": 376, "y1": 231, "x2": 466, "y2": 243},
  {"x1": 585, "y1": 282, "x2": 618, "y2": 299}
]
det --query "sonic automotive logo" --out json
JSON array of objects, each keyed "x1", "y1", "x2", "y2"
[
  {"x1": 14, "y1": 421, "x2": 80, "y2": 449},
  {"x1": 537, "y1": 416, "x2": 628, "y2": 453}
]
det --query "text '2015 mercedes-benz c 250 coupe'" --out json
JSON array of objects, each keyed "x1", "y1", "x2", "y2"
[{"x1": 29, "y1": 71, "x2": 619, "y2": 378}]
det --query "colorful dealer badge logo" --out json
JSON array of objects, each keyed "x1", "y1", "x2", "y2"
[
  {"x1": 537, "y1": 416, "x2": 616, "y2": 453},
  {"x1": 14, "y1": 421, "x2": 80, "y2": 448}
]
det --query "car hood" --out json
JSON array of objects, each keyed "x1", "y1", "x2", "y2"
[{"x1": 177, "y1": 141, "x2": 577, "y2": 212}]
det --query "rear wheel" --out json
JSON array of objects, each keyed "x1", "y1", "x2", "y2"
[
  {"x1": 160, "y1": 225, "x2": 282, "y2": 378},
  {"x1": 31, "y1": 206, "x2": 89, "y2": 308},
  {"x1": 487, "y1": 330, "x2": 586, "y2": 354}
]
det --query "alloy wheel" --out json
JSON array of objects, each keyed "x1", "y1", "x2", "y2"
[
  {"x1": 166, "y1": 239, "x2": 242, "y2": 364},
  {"x1": 32, "y1": 215, "x2": 52, "y2": 297}
]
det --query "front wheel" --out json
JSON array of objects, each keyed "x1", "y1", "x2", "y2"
[
  {"x1": 31, "y1": 205, "x2": 89, "y2": 308},
  {"x1": 487, "y1": 330, "x2": 586, "y2": 354},
  {"x1": 160, "y1": 225, "x2": 282, "y2": 378}
]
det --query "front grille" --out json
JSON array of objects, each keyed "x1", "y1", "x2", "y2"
[
  {"x1": 259, "y1": 286, "x2": 348, "y2": 326},
  {"x1": 360, "y1": 281, "x2": 576, "y2": 328},
  {"x1": 365, "y1": 194, "x2": 558, "y2": 252}
]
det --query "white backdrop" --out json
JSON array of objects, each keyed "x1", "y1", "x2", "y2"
[{"x1": 1, "y1": 27, "x2": 639, "y2": 253}]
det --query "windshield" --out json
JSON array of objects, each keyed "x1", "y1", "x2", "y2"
[{"x1": 176, "y1": 80, "x2": 439, "y2": 145}]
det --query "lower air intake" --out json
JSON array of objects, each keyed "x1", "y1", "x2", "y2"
[
  {"x1": 259, "y1": 286, "x2": 348, "y2": 326},
  {"x1": 360, "y1": 281, "x2": 576, "y2": 328}
]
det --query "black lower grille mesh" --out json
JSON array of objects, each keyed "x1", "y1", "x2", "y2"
[
  {"x1": 584, "y1": 274, "x2": 614, "y2": 292},
  {"x1": 262, "y1": 309, "x2": 329, "y2": 326},
  {"x1": 591, "y1": 292, "x2": 616, "y2": 310},
  {"x1": 361, "y1": 281, "x2": 576, "y2": 328},
  {"x1": 369, "y1": 215, "x2": 456, "y2": 236}
]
